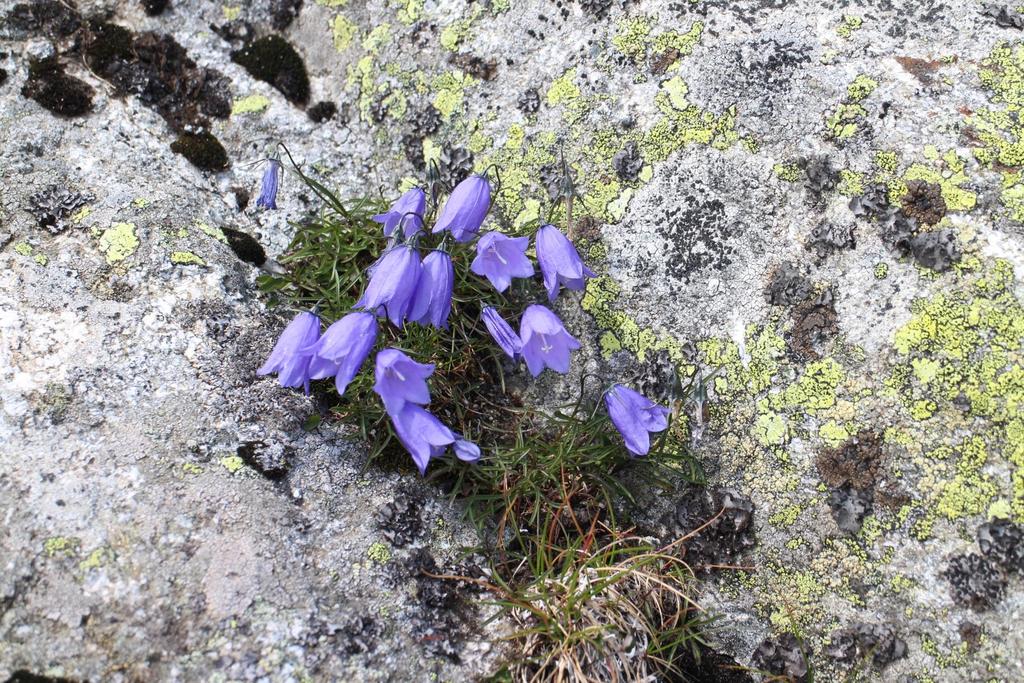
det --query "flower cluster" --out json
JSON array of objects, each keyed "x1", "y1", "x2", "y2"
[{"x1": 257, "y1": 172, "x2": 671, "y2": 472}]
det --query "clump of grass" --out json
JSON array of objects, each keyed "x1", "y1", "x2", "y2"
[{"x1": 259, "y1": 168, "x2": 712, "y2": 680}]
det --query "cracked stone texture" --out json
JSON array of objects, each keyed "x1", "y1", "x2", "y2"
[{"x1": 3, "y1": 0, "x2": 1024, "y2": 681}]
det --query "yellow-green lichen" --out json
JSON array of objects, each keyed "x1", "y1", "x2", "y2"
[
  {"x1": 98, "y1": 222, "x2": 139, "y2": 264},
  {"x1": 394, "y1": 0, "x2": 423, "y2": 25},
  {"x1": 170, "y1": 251, "x2": 206, "y2": 266},
  {"x1": 432, "y1": 71, "x2": 475, "y2": 119},
  {"x1": 45, "y1": 536, "x2": 81, "y2": 558},
  {"x1": 439, "y1": 7, "x2": 480, "y2": 52},
  {"x1": 332, "y1": 15, "x2": 359, "y2": 51},
  {"x1": 79, "y1": 548, "x2": 107, "y2": 571},
  {"x1": 612, "y1": 16, "x2": 654, "y2": 62},
  {"x1": 770, "y1": 358, "x2": 845, "y2": 415},
  {"x1": 651, "y1": 22, "x2": 704, "y2": 58},
  {"x1": 825, "y1": 103, "x2": 867, "y2": 141},
  {"x1": 182, "y1": 462, "x2": 203, "y2": 475},
  {"x1": 546, "y1": 68, "x2": 581, "y2": 107},
  {"x1": 874, "y1": 262, "x2": 889, "y2": 279},
  {"x1": 220, "y1": 455, "x2": 245, "y2": 473},
  {"x1": 837, "y1": 14, "x2": 863, "y2": 38},
  {"x1": 367, "y1": 541, "x2": 391, "y2": 564},
  {"x1": 770, "y1": 160, "x2": 802, "y2": 180},
  {"x1": 846, "y1": 74, "x2": 878, "y2": 102},
  {"x1": 231, "y1": 94, "x2": 270, "y2": 115},
  {"x1": 222, "y1": 5, "x2": 241, "y2": 20},
  {"x1": 837, "y1": 169, "x2": 865, "y2": 196}
]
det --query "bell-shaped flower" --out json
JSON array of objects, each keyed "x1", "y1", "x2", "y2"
[
  {"x1": 256, "y1": 158, "x2": 282, "y2": 210},
  {"x1": 481, "y1": 306, "x2": 522, "y2": 361},
  {"x1": 305, "y1": 311, "x2": 377, "y2": 396},
  {"x1": 519, "y1": 304, "x2": 580, "y2": 377},
  {"x1": 372, "y1": 187, "x2": 426, "y2": 238},
  {"x1": 432, "y1": 174, "x2": 490, "y2": 242},
  {"x1": 471, "y1": 232, "x2": 534, "y2": 293},
  {"x1": 453, "y1": 436, "x2": 481, "y2": 462},
  {"x1": 373, "y1": 348, "x2": 435, "y2": 415},
  {"x1": 257, "y1": 310, "x2": 320, "y2": 393},
  {"x1": 604, "y1": 384, "x2": 670, "y2": 457},
  {"x1": 389, "y1": 403, "x2": 456, "y2": 475},
  {"x1": 355, "y1": 245, "x2": 421, "y2": 327},
  {"x1": 535, "y1": 224, "x2": 596, "y2": 301},
  {"x1": 409, "y1": 250, "x2": 454, "y2": 329}
]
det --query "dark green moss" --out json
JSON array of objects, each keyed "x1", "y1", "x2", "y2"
[
  {"x1": 140, "y1": 0, "x2": 169, "y2": 15},
  {"x1": 221, "y1": 227, "x2": 266, "y2": 265},
  {"x1": 231, "y1": 35, "x2": 309, "y2": 105},
  {"x1": 82, "y1": 21, "x2": 133, "y2": 73},
  {"x1": 21, "y1": 57, "x2": 93, "y2": 117},
  {"x1": 170, "y1": 131, "x2": 229, "y2": 171}
]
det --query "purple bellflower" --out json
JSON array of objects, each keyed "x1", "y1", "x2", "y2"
[
  {"x1": 372, "y1": 187, "x2": 426, "y2": 239},
  {"x1": 355, "y1": 245, "x2": 421, "y2": 327},
  {"x1": 604, "y1": 384, "x2": 670, "y2": 457},
  {"x1": 471, "y1": 232, "x2": 534, "y2": 293},
  {"x1": 390, "y1": 403, "x2": 456, "y2": 475},
  {"x1": 481, "y1": 306, "x2": 522, "y2": 361},
  {"x1": 519, "y1": 304, "x2": 580, "y2": 377},
  {"x1": 373, "y1": 348, "x2": 435, "y2": 415},
  {"x1": 409, "y1": 250, "x2": 454, "y2": 329},
  {"x1": 256, "y1": 158, "x2": 282, "y2": 210},
  {"x1": 535, "y1": 224, "x2": 596, "y2": 301},
  {"x1": 453, "y1": 436, "x2": 481, "y2": 462},
  {"x1": 306, "y1": 311, "x2": 377, "y2": 396},
  {"x1": 432, "y1": 174, "x2": 491, "y2": 242},
  {"x1": 257, "y1": 310, "x2": 320, "y2": 393}
]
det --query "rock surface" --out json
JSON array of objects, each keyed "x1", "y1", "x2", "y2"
[{"x1": 2, "y1": 0, "x2": 1024, "y2": 681}]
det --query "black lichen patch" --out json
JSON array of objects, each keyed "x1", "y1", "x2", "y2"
[
  {"x1": 449, "y1": 52, "x2": 498, "y2": 81},
  {"x1": 901, "y1": 179, "x2": 946, "y2": 226},
  {"x1": 140, "y1": 0, "x2": 169, "y2": 16},
  {"x1": 579, "y1": 0, "x2": 613, "y2": 19},
  {"x1": 339, "y1": 615, "x2": 383, "y2": 655},
  {"x1": 517, "y1": 88, "x2": 540, "y2": 113},
  {"x1": 674, "y1": 646, "x2": 754, "y2": 683},
  {"x1": 269, "y1": 0, "x2": 303, "y2": 31},
  {"x1": 765, "y1": 261, "x2": 813, "y2": 306},
  {"x1": 437, "y1": 145, "x2": 474, "y2": 189},
  {"x1": 658, "y1": 195, "x2": 734, "y2": 283},
  {"x1": 236, "y1": 440, "x2": 289, "y2": 479},
  {"x1": 636, "y1": 347, "x2": 683, "y2": 404},
  {"x1": 788, "y1": 287, "x2": 838, "y2": 361},
  {"x1": 806, "y1": 221, "x2": 855, "y2": 258},
  {"x1": 751, "y1": 633, "x2": 810, "y2": 683},
  {"x1": 83, "y1": 27, "x2": 231, "y2": 131},
  {"x1": 850, "y1": 183, "x2": 960, "y2": 272},
  {"x1": 984, "y1": 5, "x2": 1024, "y2": 29},
  {"x1": 613, "y1": 140, "x2": 643, "y2": 182},
  {"x1": 403, "y1": 549, "x2": 483, "y2": 662},
  {"x1": 232, "y1": 35, "x2": 309, "y2": 105},
  {"x1": 6, "y1": 671, "x2": 80, "y2": 683},
  {"x1": 803, "y1": 155, "x2": 837, "y2": 201},
  {"x1": 221, "y1": 227, "x2": 267, "y2": 266},
  {"x1": 825, "y1": 623, "x2": 907, "y2": 670},
  {"x1": 944, "y1": 553, "x2": 1007, "y2": 610},
  {"x1": 6, "y1": 0, "x2": 81, "y2": 39},
  {"x1": 816, "y1": 431, "x2": 887, "y2": 534},
  {"x1": 376, "y1": 491, "x2": 425, "y2": 547},
  {"x1": 977, "y1": 519, "x2": 1024, "y2": 572},
  {"x1": 0, "y1": 67, "x2": 8, "y2": 87},
  {"x1": 21, "y1": 57, "x2": 93, "y2": 117},
  {"x1": 26, "y1": 185, "x2": 93, "y2": 234},
  {"x1": 307, "y1": 100, "x2": 337, "y2": 122},
  {"x1": 816, "y1": 431, "x2": 882, "y2": 492},
  {"x1": 670, "y1": 486, "x2": 755, "y2": 571},
  {"x1": 170, "y1": 131, "x2": 229, "y2": 171},
  {"x1": 909, "y1": 228, "x2": 961, "y2": 272},
  {"x1": 827, "y1": 487, "x2": 872, "y2": 534}
]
